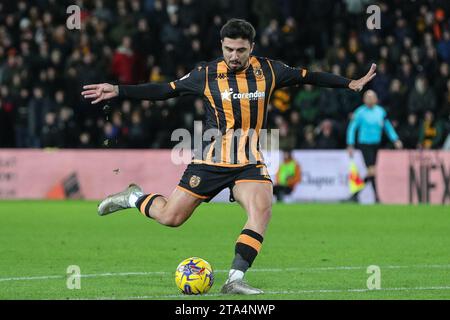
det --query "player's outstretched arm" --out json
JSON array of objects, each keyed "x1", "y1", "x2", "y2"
[
  {"x1": 300, "y1": 63, "x2": 377, "y2": 91},
  {"x1": 81, "y1": 82, "x2": 178, "y2": 104}
]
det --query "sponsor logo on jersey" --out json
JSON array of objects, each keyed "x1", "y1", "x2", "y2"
[{"x1": 221, "y1": 88, "x2": 265, "y2": 101}]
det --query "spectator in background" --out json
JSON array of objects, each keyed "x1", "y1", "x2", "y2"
[
  {"x1": 293, "y1": 84, "x2": 321, "y2": 125},
  {"x1": 111, "y1": 36, "x2": 135, "y2": 84},
  {"x1": 397, "y1": 61, "x2": 415, "y2": 93},
  {"x1": 316, "y1": 119, "x2": 339, "y2": 149},
  {"x1": 0, "y1": 49, "x2": 20, "y2": 86},
  {"x1": 437, "y1": 30, "x2": 450, "y2": 63},
  {"x1": 288, "y1": 111, "x2": 303, "y2": 149},
  {"x1": 102, "y1": 122, "x2": 119, "y2": 148},
  {"x1": 408, "y1": 75, "x2": 437, "y2": 115},
  {"x1": 262, "y1": 19, "x2": 281, "y2": 49},
  {"x1": 41, "y1": 111, "x2": 63, "y2": 148},
  {"x1": 271, "y1": 87, "x2": 291, "y2": 113},
  {"x1": 299, "y1": 125, "x2": 316, "y2": 149},
  {"x1": 0, "y1": 85, "x2": 15, "y2": 147},
  {"x1": 385, "y1": 78, "x2": 407, "y2": 122},
  {"x1": 58, "y1": 106, "x2": 79, "y2": 148},
  {"x1": 317, "y1": 87, "x2": 341, "y2": 121},
  {"x1": 204, "y1": 15, "x2": 223, "y2": 57},
  {"x1": 13, "y1": 88, "x2": 30, "y2": 148},
  {"x1": 27, "y1": 87, "x2": 51, "y2": 147},
  {"x1": 278, "y1": 117, "x2": 297, "y2": 151},
  {"x1": 398, "y1": 113, "x2": 420, "y2": 149},
  {"x1": 78, "y1": 53, "x2": 102, "y2": 90},
  {"x1": 418, "y1": 110, "x2": 444, "y2": 149},
  {"x1": 128, "y1": 109, "x2": 147, "y2": 148},
  {"x1": 161, "y1": 13, "x2": 182, "y2": 45},
  {"x1": 441, "y1": 79, "x2": 450, "y2": 123},
  {"x1": 370, "y1": 61, "x2": 391, "y2": 104},
  {"x1": 280, "y1": 17, "x2": 299, "y2": 65},
  {"x1": 435, "y1": 63, "x2": 449, "y2": 109},
  {"x1": 78, "y1": 132, "x2": 94, "y2": 148},
  {"x1": 110, "y1": 110, "x2": 126, "y2": 147}
]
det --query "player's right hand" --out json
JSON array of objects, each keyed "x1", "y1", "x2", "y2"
[
  {"x1": 348, "y1": 63, "x2": 377, "y2": 92},
  {"x1": 81, "y1": 83, "x2": 118, "y2": 104}
]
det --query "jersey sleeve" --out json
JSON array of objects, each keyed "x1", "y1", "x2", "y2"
[
  {"x1": 270, "y1": 60, "x2": 309, "y2": 89},
  {"x1": 169, "y1": 65, "x2": 206, "y2": 96},
  {"x1": 118, "y1": 66, "x2": 206, "y2": 101},
  {"x1": 270, "y1": 60, "x2": 351, "y2": 89}
]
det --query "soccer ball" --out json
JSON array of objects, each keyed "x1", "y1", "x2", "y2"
[{"x1": 175, "y1": 257, "x2": 214, "y2": 294}]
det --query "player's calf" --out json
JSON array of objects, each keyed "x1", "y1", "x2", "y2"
[
  {"x1": 135, "y1": 187, "x2": 203, "y2": 227},
  {"x1": 136, "y1": 193, "x2": 164, "y2": 219}
]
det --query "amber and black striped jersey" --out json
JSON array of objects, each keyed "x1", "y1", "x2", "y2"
[{"x1": 119, "y1": 55, "x2": 351, "y2": 167}]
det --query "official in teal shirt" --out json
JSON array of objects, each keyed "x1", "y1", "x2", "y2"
[{"x1": 346, "y1": 90, "x2": 403, "y2": 202}]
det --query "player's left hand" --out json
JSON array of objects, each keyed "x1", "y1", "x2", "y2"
[{"x1": 348, "y1": 63, "x2": 377, "y2": 92}]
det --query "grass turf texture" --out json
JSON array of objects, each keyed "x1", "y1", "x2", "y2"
[{"x1": 0, "y1": 201, "x2": 449, "y2": 300}]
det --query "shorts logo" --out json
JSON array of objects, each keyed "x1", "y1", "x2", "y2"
[
  {"x1": 189, "y1": 175, "x2": 201, "y2": 188},
  {"x1": 253, "y1": 67, "x2": 263, "y2": 79}
]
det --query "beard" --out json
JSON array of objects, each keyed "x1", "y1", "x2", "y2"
[{"x1": 227, "y1": 59, "x2": 248, "y2": 72}]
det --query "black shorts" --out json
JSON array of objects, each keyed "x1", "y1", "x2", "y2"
[
  {"x1": 177, "y1": 163, "x2": 273, "y2": 202},
  {"x1": 358, "y1": 144, "x2": 379, "y2": 167}
]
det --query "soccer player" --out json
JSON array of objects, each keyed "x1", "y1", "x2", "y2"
[
  {"x1": 346, "y1": 90, "x2": 403, "y2": 203},
  {"x1": 82, "y1": 19, "x2": 377, "y2": 294}
]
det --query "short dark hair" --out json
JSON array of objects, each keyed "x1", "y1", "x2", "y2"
[{"x1": 220, "y1": 19, "x2": 256, "y2": 43}]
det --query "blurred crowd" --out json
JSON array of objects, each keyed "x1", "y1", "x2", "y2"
[{"x1": 0, "y1": 0, "x2": 449, "y2": 150}]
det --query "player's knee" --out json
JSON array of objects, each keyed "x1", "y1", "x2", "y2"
[
  {"x1": 160, "y1": 216, "x2": 182, "y2": 227},
  {"x1": 158, "y1": 210, "x2": 188, "y2": 228},
  {"x1": 250, "y1": 205, "x2": 272, "y2": 223}
]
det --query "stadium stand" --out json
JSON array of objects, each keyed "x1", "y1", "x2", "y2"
[{"x1": 0, "y1": 0, "x2": 449, "y2": 150}]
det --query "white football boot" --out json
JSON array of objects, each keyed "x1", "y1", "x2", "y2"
[
  {"x1": 97, "y1": 184, "x2": 143, "y2": 216},
  {"x1": 221, "y1": 279, "x2": 264, "y2": 295}
]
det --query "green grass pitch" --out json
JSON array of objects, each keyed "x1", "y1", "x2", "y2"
[{"x1": 0, "y1": 201, "x2": 449, "y2": 300}]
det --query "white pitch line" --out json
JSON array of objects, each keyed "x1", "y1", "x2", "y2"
[
  {"x1": 76, "y1": 286, "x2": 450, "y2": 300},
  {"x1": 0, "y1": 275, "x2": 63, "y2": 282},
  {"x1": 1, "y1": 264, "x2": 450, "y2": 283},
  {"x1": 0, "y1": 271, "x2": 169, "y2": 282}
]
